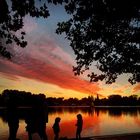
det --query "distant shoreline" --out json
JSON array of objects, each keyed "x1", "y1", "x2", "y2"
[{"x1": 1, "y1": 106, "x2": 140, "y2": 109}]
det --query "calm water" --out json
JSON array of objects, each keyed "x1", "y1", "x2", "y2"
[{"x1": 1, "y1": 107, "x2": 140, "y2": 139}]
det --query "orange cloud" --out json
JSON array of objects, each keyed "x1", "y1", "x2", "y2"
[
  {"x1": 114, "y1": 89, "x2": 123, "y2": 94},
  {"x1": 0, "y1": 40, "x2": 100, "y2": 96},
  {"x1": 133, "y1": 84, "x2": 140, "y2": 93}
]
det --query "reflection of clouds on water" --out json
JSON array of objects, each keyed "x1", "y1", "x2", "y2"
[
  {"x1": 0, "y1": 117, "x2": 9, "y2": 140},
  {"x1": 134, "y1": 117, "x2": 140, "y2": 127},
  {"x1": 1, "y1": 107, "x2": 140, "y2": 139},
  {"x1": 81, "y1": 112, "x2": 101, "y2": 137}
]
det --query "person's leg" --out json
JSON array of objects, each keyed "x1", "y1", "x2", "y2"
[
  {"x1": 28, "y1": 132, "x2": 32, "y2": 140},
  {"x1": 54, "y1": 133, "x2": 59, "y2": 140},
  {"x1": 8, "y1": 124, "x2": 18, "y2": 140},
  {"x1": 39, "y1": 131, "x2": 48, "y2": 140},
  {"x1": 79, "y1": 132, "x2": 81, "y2": 139},
  {"x1": 76, "y1": 130, "x2": 79, "y2": 139},
  {"x1": 41, "y1": 126, "x2": 48, "y2": 140}
]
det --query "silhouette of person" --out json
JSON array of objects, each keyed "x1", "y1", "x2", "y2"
[
  {"x1": 6, "y1": 98, "x2": 19, "y2": 140},
  {"x1": 25, "y1": 109, "x2": 35, "y2": 140},
  {"x1": 75, "y1": 114, "x2": 83, "y2": 139},
  {"x1": 25, "y1": 98, "x2": 48, "y2": 140},
  {"x1": 37, "y1": 102, "x2": 48, "y2": 140},
  {"x1": 52, "y1": 117, "x2": 61, "y2": 140}
]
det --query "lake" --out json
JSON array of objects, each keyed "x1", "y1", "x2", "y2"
[{"x1": 0, "y1": 107, "x2": 140, "y2": 139}]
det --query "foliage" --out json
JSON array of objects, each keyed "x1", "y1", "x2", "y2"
[
  {"x1": 0, "y1": 0, "x2": 50, "y2": 59},
  {"x1": 0, "y1": 89, "x2": 46, "y2": 107},
  {"x1": 56, "y1": 0, "x2": 140, "y2": 84},
  {"x1": 0, "y1": 0, "x2": 67, "y2": 59}
]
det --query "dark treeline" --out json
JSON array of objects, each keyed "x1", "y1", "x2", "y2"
[
  {"x1": 0, "y1": 89, "x2": 46, "y2": 107},
  {"x1": 94, "y1": 94, "x2": 140, "y2": 106},
  {"x1": 46, "y1": 94, "x2": 140, "y2": 106},
  {"x1": 0, "y1": 89, "x2": 140, "y2": 107}
]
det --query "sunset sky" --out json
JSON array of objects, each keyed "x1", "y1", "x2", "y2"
[{"x1": 0, "y1": 4, "x2": 140, "y2": 99}]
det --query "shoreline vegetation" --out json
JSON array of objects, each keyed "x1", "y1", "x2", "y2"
[
  {"x1": 2, "y1": 106, "x2": 140, "y2": 109},
  {"x1": 0, "y1": 89, "x2": 140, "y2": 107}
]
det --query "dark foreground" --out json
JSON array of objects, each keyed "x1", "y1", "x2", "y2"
[{"x1": 68, "y1": 132, "x2": 140, "y2": 140}]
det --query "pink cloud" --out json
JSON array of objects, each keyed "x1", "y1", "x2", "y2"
[
  {"x1": 23, "y1": 16, "x2": 38, "y2": 33},
  {"x1": 0, "y1": 39, "x2": 100, "y2": 95}
]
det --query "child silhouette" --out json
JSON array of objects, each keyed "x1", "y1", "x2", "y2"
[
  {"x1": 52, "y1": 117, "x2": 61, "y2": 140},
  {"x1": 76, "y1": 114, "x2": 83, "y2": 139}
]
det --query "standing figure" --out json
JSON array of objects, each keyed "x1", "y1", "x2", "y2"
[
  {"x1": 7, "y1": 106, "x2": 19, "y2": 140},
  {"x1": 52, "y1": 117, "x2": 61, "y2": 140},
  {"x1": 6, "y1": 96, "x2": 19, "y2": 140},
  {"x1": 76, "y1": 114, "x2": 83, "y2": 139},
  {"x1": 25, "y1": 98, "x2": 48, "y2": 140}
]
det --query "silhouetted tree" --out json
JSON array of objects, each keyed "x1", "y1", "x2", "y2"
[
  {"x1": 1, "y1": 89, "x2": 47, "y2": 107},
  {"x1": 57, "y1": 0, "x2": 140, "y2": 84},
  {"x1": 128, "y1": 95, "x2": 138, "y2": 106},
  {"x1": 108, "y1": 95, "x2": 122, "y2": 106},
  {"x1": 94, "y1": 94, "x2": 100, "y2": 105},
  {"x1": 0, "y1": 0, "x2": 67, "y2": 59}
]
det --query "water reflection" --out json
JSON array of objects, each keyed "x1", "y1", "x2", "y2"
[
  {"x1": 48, "y1": 107, "x2": 94, "y2": 116},
  {"x1": 0, "y1": 107, "x2": 140, "y2": 139},
  {"x1": 47, "y1": 107, "x2": 140, "y2": 138},
  {"x1": 49, "y1": 107, "x2": 140, "y2": 117}
]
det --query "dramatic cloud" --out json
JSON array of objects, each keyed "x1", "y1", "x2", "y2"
[
  {"x1": 133, "y1": 84, "x2": 140, "y2": 93},
  {"x1": 0, "y1": 38, "x2": 100, "y2": 95}
]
